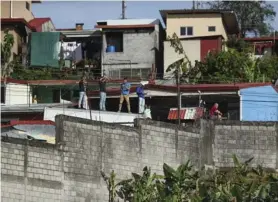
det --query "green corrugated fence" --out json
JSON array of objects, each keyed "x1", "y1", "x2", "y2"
[{"x1": 30, "y1": 32, "x2": 61, "y2": 68}]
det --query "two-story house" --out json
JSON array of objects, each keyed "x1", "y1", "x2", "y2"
[
  {"x1": 1, "y1": 0, "x2": 55, "y2": 63},
  {"x1": 95, "y1": 19, "x2": 165, "y2": 80},
  {"x1": 160, "y1": 9, "x2": 240, "y2": 78}
]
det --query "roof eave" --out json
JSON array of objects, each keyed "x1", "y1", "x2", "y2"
[
  {"x1": 94, "y1": 24, "x2": 155, "y2": 29},
  {"x1": 1, "y1": 18, "x2": 35, "y2": 31},
  {"x1": 221, "y1": 12, "x2": 240, "y2": 35}
]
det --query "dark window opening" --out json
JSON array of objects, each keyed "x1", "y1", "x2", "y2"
[
  {"x1": 180, "y1": 27, "x2": 193, "y2": 36},
  {"x1": 52, "y1": 89, "x2": 60, "y2": 103},
  {"x1": 187, "y1": 27, "x2": 193, "y2": 36},
  {"x1": 26, "y1": 2, "x2": 30, "y2": 10},
  {"x1": 180, "y1": 27, "x2": 186, "y2": 36},
  {"x1": 208, "y1": 26, "x2": 216, "y2": 32},
  {"x1": 106, "y1": 32, "x2": 124, "y2": 52},
  {"x1": 1, "y1": 86, "x2": 5, "y2": 104},
  {"x1": 61, "y1": 89, "x2": 72, "y2": 101}
]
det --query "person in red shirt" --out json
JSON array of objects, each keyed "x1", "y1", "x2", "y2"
[{"x1": 209, "y1": 103, "x2": 222, "y2": 120}]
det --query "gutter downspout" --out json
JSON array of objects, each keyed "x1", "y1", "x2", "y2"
[
  {"x1": 238, "y1": 90, "x2": 242, "y2": 121},
  {"x1": 10, "y1": 0, "x2": 13, "y2": 18}
]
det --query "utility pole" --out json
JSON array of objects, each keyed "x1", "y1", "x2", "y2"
[
  {"x1": 177, "y1": 66, "x2": 181, "y2": 126},
  {"x1": 192, "y1": 0, "x2": 195, "y2": 10},
  {"x1": 121, "y1": 0, "x2": 126, "y2": 19}
]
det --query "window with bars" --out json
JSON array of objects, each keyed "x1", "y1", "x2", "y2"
[{"x1": 108, "y1": 68, "x2": 151, "y2": 79}]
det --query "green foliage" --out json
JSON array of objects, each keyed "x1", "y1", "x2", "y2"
[
  {"x1": 166, "y1": 33, "x2": 202, "y2": 83},
  {"x1": 11, "y1": 66, "x2": 53, "y2": 80},
  {"x1": 225, "y1": 36, "x2": 252, "y2": 53},
  {"x1": 167, "y1": 32, "x2": 278, "y2": 84},
  {"x1": 101, "y1": 156, "x2": 278, "y2": 202},
  {"x1": 206, "y1": 1, "x2": 276, "y2": 37},
  {"x1": 196, "y1": 49, "x2": 254, "y2": 83},
  {"x1": 1, "y1": 29, "x2": 15, "y2": 83},
  {"x1": 197, "y1": 50, "x2": 278, "y2": 83}
]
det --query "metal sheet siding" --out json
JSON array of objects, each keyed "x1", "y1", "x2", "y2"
[
  {"x1": 200, "y1": 37, "x2": 222, "y2": 61},
  {"x1": 240, "y1": 85, "x2": 278, "y2": 121},
  {"x1": 168, "y1": 107, "x2": 204, "y2": 120}
]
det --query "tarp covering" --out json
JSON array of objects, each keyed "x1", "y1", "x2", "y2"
[{"x1": 30, "y1": 32, "x2": 61, "y2": 68}]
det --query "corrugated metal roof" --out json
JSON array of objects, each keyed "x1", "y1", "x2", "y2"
[
  {"x1": 168, "y1": 107, "x2": 204, "y2": 120},
  {"x1": 1, "y1": 122, "x2": 55, "y2": 144}
]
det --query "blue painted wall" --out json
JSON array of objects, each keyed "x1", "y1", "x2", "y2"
[{"x1": 240, "y1": 85, "x2": 278, "y2": 121}]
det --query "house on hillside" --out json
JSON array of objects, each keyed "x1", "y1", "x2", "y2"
[
  {"x1": 1, "y1": 0, "x2": 55, "y2": 64},
  {"x1": 56, "y1": 23, "x2": 102, "y2": 73},
  {"x1": 95, "y1": 19, "x2": 165, "y2": 80},
  {"x1": 160, "y1": 9, "x2": 240, "y2": 78},
  {"x1": 244, "y1": 36, "x2": 278, "y2": 59}
]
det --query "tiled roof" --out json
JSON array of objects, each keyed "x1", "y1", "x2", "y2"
[{"x1": 29, "y1": 17, "x2": 52, "y2": 31}]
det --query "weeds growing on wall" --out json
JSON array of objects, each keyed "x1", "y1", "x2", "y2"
[{"x1": 101, "y1": 155, "x2": 278, "y2": 202}]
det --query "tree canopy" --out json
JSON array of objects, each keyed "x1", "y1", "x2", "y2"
[
  {"x1": 1, "y1": 29, "x2": 15, "y2": 83},
  {"x1": 206, "y1": 1, "x2": 276, "y2": 37}
]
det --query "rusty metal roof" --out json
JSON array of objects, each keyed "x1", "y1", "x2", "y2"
[{"x1": 168, "y1": 107, "x2": 204, "y2": 120}]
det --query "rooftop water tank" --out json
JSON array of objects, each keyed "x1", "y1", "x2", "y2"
[{"x1": 106, "y1": 45, "x2": 115, "y2": 53}]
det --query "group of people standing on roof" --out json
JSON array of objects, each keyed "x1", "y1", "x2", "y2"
[{"x1": 78, "y1": 76, "x2": 151, "y2": 119}]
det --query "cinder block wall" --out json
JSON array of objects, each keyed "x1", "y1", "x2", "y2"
[
  {"x1": 1, "y1": 116, "x2": 278, "y2": 201},
  {"x1": 1, "y1": 116, "x2": 201, "y2": 202},
  {"x1": 102, "y1": 31, "x2": 158, "y2": 77}
]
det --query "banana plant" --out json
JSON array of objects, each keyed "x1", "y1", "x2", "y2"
[
  {"x1": 101, "y1": 155, "x2": 278, "y2": 202},
  {"x1": 116, "y1": 166, "x2": 163, "y2": 202},
  {"x1": 100, "y1": 170, "x2": 120, "y2": 202}
]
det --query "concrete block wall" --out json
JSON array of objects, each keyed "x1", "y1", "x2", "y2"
[
  {"x1": 212, "y1": 121, "x2": 278, "y2": 168},
  {"x1": 1, "y1": 116, "x2": 278, "y2": 201},
  {"x1": 103, "y1": 31, "x2": 158, "y2": 77},
  {"x1": 1, "y1": 141, "x2": 62, "y2": 202},
  {"x1": 1, "y1": 115, "x2": 201, "y2": 202}
]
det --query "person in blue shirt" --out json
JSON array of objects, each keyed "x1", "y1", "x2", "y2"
[
  {"x1": 136, "y1": 81, "x2": 147, "y2": 113},
  {"x1": 118, "y1": 77, "x2": 131, "y2": 113}
]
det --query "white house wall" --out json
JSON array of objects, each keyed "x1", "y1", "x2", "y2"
[
  {"x1": 164, "y1": 40, "x2": 201, "y2": 79},
  {"x1": 4, "y1": 83, "x2": 32, "y2": 105},
  {"x1": 42, "y1": 21, "x2": 55, "y2": 32}
]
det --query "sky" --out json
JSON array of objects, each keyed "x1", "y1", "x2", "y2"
[{"x1": 32, "y1": 1, "x2": 278, "y2": 30}]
